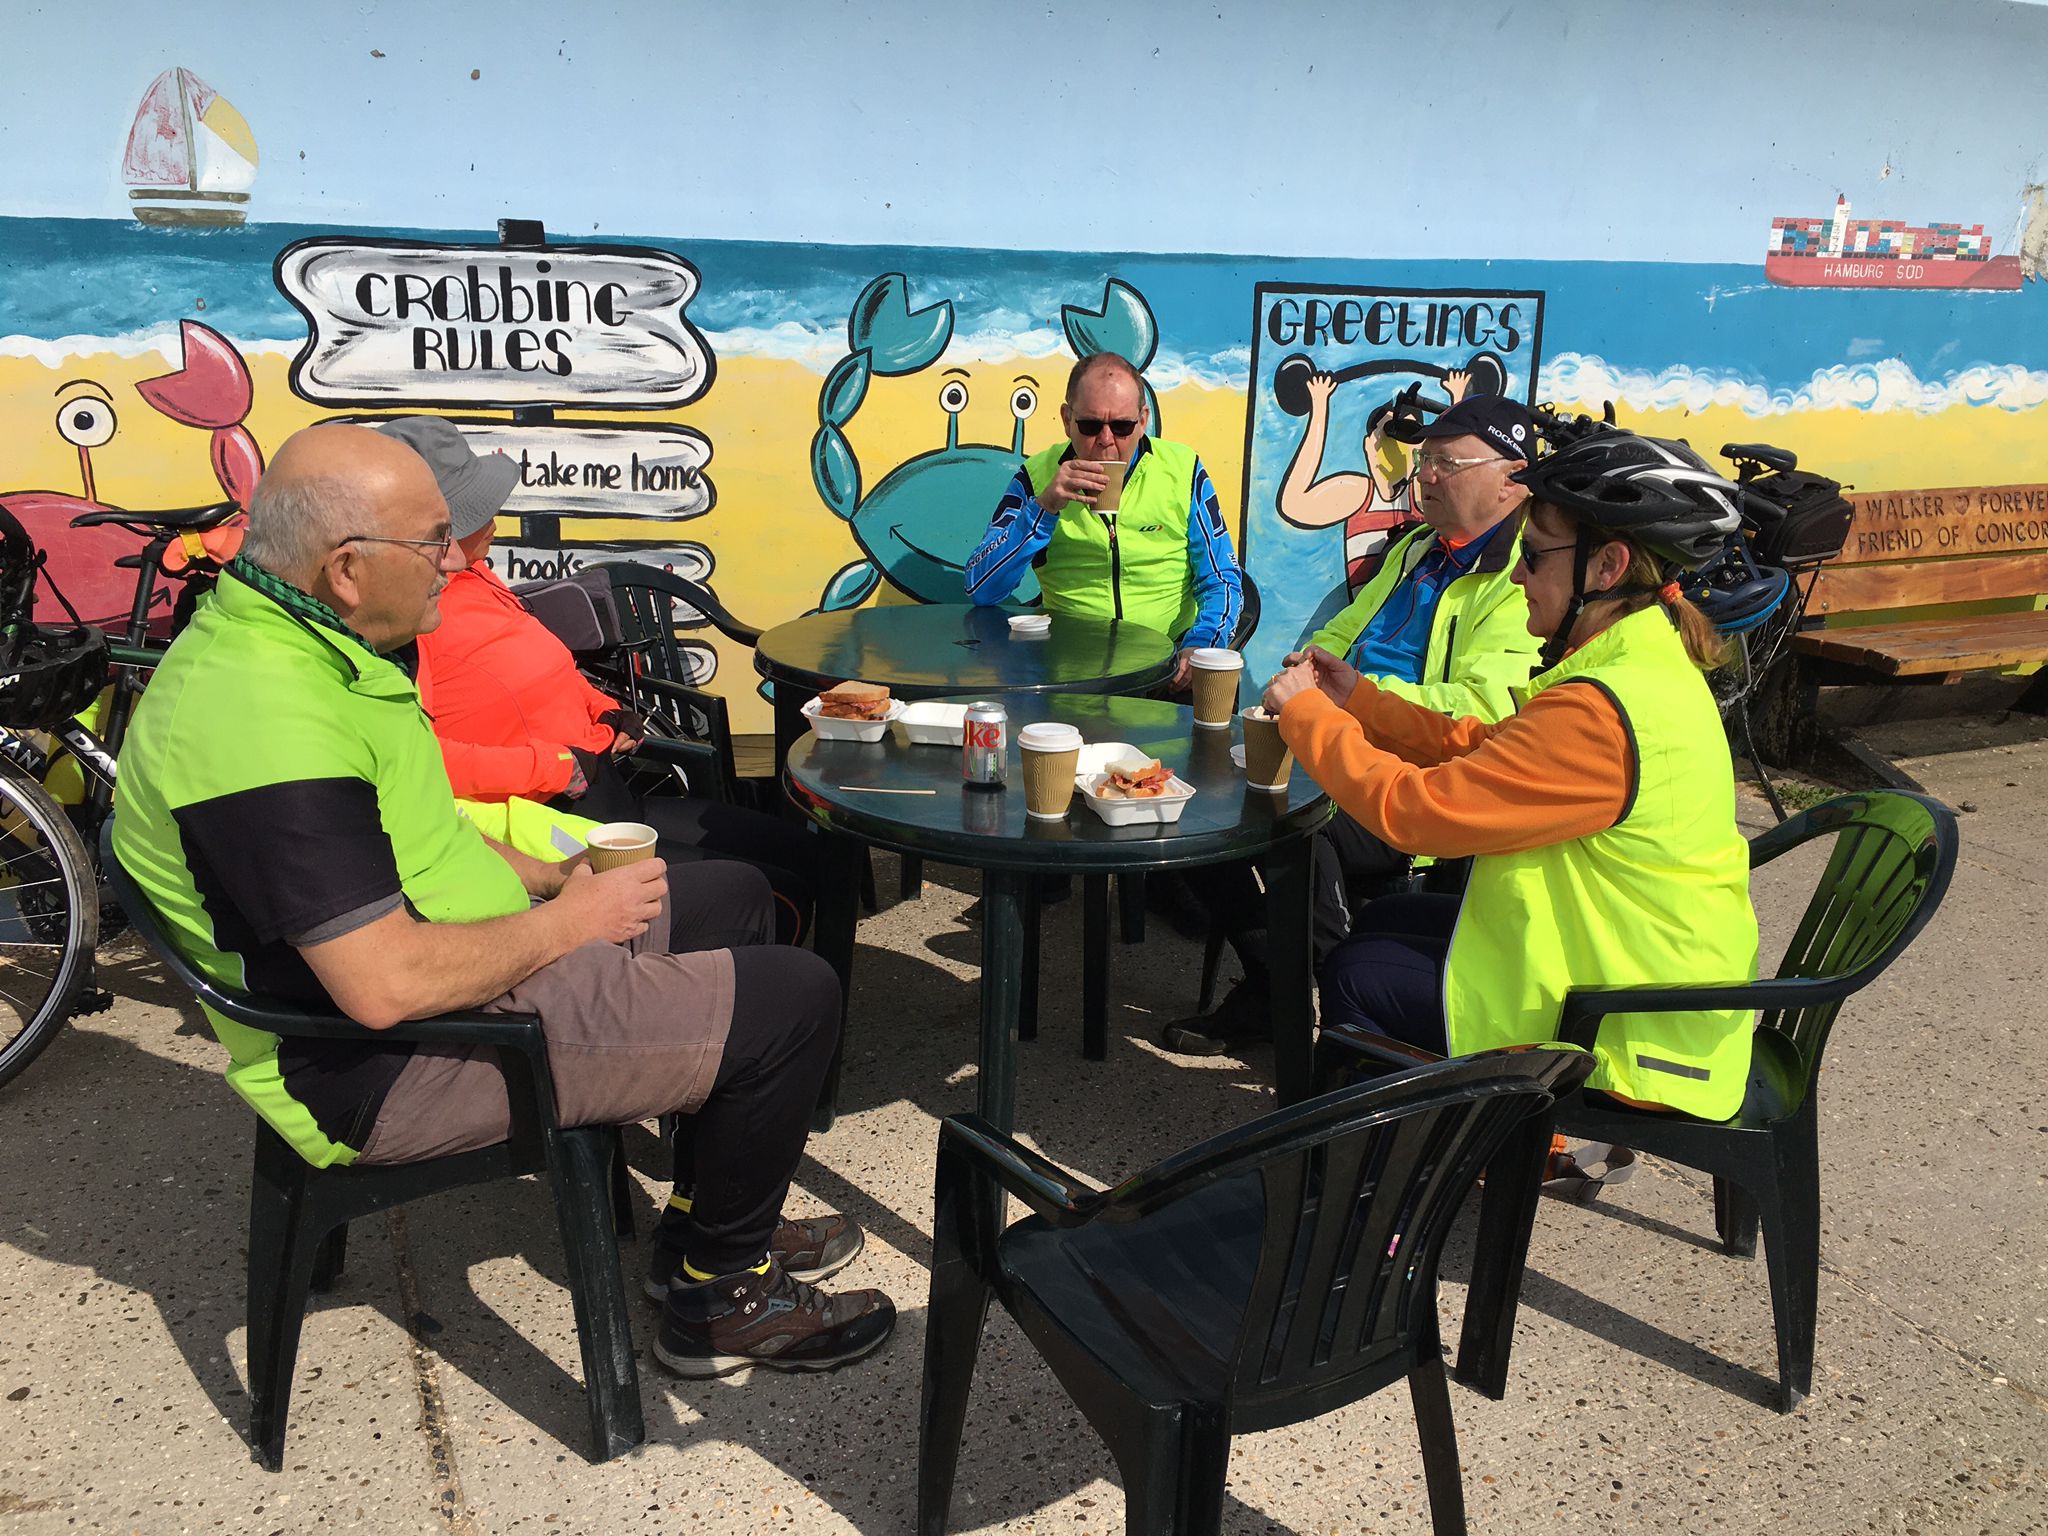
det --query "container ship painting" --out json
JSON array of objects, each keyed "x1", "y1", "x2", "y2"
[{"x1": 1766, "y1": 196, "x2": 2020, "y2": 290}]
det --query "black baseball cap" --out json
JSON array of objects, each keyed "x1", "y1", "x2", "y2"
[
  {"x1": 1415, "y1": 395, "x2": 1537, "y2": 464},
  {"x1": 372, "y1": 416, "x2": 519, "y2": 538}
]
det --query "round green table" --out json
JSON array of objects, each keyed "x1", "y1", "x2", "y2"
[
  {"x1": 787, "y1": 694, "x2": 1332, "y2": 1131},
  {"x1": 755, "y1": 604, "x2": 1178, "y2": 768}
]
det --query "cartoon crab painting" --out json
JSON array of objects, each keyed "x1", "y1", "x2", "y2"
[
  {"x1": 806, "y1": 273, "x2": 1163, "y2": 612},
  {"x1": 2, "y1": 318, "x2": 261, "y2": 626}
]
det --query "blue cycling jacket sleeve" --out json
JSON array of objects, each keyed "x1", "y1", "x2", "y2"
[
  {"x1": 1180, "y1": 458, "x2": 1243, "y2": 650},
  {"x1": 964, "y1": 466, "x2": 1054, "y2": 604}
]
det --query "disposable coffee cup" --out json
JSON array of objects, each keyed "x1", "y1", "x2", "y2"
[
  {"x1": 1239, "y1": 706, "x2": 1293, "y2": 790},
  {"x1": 1094, "y1": 458, "x2": 1127, "y2": 513},
  {"x1": 1188, "y1": 647, "x2": 1245, "y2": 730},
  {"x1": 584, "y1": 821, "x2": 658, "y2": 872},
  {"x1": 1017, "y1": 721, "x2": 1084, "y2": 820}
]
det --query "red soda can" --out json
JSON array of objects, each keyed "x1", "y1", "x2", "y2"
[{"x1": 962, "y1": 700, "x2": 1008, "y2": 789}]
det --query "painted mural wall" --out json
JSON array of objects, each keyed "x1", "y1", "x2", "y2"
[{"x1": 6, "y1": 1, "x2": 2048, "y2": 728}]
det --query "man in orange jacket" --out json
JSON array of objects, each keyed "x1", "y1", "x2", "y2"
[{"x1": 388, "y1": 417, "x2": 815, "y2": 946}]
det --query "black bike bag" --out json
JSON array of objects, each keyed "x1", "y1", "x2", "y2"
[{"x1": 1741, "y1": 468, "x2": 1855, "y2": 572}]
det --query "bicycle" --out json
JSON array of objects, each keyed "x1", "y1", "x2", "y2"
[{"x1": 0, "y1": 498, "x2": 240, "y2": 1087}]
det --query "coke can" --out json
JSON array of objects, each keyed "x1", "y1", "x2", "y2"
[{"x1": 962, "y1": 700, "x2": 1008, "y2": 789}]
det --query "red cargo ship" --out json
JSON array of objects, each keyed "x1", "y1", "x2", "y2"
[{"x1": 1766, "y1": 196, "x2": 2020, "y2": 291}]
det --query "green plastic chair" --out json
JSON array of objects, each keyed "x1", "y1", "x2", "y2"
[
  {"x1": 108, "y1": 845, "x2": 645, "y2": 1469},
  {"x1": 1320, "y1": 789, "x2": 1959, "y2": 1411}
]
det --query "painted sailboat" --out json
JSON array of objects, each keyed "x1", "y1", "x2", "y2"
[{"x1": 123, "y1": 67, "x2": 258, "y2": 227}]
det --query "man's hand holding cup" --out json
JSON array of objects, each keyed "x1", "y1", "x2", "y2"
[{"x1": 1040, "y1": 458, "x2": 1109, "y2": 514}]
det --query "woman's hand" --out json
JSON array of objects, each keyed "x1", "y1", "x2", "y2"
[
  {"x1": 1263, "y1": 660, "x2": 1321, "y2": 714},
  {"x1": 1304, "y1": 644, "x2": 1360, "y2": 708}
]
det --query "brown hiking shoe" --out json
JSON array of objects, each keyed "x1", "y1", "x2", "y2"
[
  {"x1": 644, "y1": 1212, "x2": 866, "y2": 1301},
  {"x1": 654, "y1": 1261, "x2": 895, "y2": 1378}
]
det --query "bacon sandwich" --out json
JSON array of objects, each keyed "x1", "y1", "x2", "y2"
[{"x1": 816, "y1": 680, "x2": 894, "y2": 721}]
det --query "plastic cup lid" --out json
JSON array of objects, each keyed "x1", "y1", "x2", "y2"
[
  {"x1": 1017, "y1": 722, "x2": 1084, "y2": 751},
  {"x1": 1189, "y1": 648, "x2": 1244, "y2": 671}
]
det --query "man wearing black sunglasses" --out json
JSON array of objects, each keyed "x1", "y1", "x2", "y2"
[{"x1": 966, "y1": 352, "x2": 1242, "y2": 686}]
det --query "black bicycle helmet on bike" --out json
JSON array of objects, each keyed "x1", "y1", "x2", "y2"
[
  {"x1": 1512, "y1": 421, "x2": 1747, "y2": 666},
  {"x1": 1683, "y1": 540, "x2": 1791, "y2": 634},
  {"x1": 0, "y1": 504, "x2": 110, "y2": 731}
]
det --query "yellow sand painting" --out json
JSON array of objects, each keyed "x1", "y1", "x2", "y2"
[{"x1": 2, "y1": 343, "x2": 2039, "y2": 729}]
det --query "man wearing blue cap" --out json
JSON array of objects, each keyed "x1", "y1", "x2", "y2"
[{"x1": 1164, "y1": 393, "x2": 1546, "y2": 1054}]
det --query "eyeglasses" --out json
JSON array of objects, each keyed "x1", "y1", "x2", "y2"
[
  {"x1": 1072, "y1": 417, "x2": 1141, "y2": 437},
  {"x1": 1515, "y1": 540, "x2": 1578, "y2": 573},
  {"x1": 1411, "y1": 451, "x2": 1501, "y2": 480},
  {"x1": 339, "y1": 532, "x2": 455, "y2": 563}
]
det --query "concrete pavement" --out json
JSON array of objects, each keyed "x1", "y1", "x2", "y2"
[{"x1": 1, "y1": 721, "x2": 2043, "y2": 1534}]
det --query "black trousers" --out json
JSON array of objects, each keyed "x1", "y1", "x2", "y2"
[
  {"x1": 680, "y1": 945, "x2": 843, "y2": 1275},
  {"x1": 554, "y1": 752, "x2": 818, "y2": 945},
  {"x1": 1317, "y1": 891, "x2": 1458, "y2": 1054},
  {"x1": 1184, "y1": 809, "x2": 1411, "y2": 980}
]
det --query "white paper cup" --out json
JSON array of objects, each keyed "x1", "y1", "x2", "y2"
[{"x1": 1188, "y1": 648, "x2": 1245, "y2": 729}]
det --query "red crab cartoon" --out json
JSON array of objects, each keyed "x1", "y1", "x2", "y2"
[{"x1": 2, "y1": 318, "x2": 262, "y2": 628}]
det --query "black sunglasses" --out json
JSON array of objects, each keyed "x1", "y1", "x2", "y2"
[
  {"x1": 1516, "y1": 540, "x2": 1578, "y2": 573},
  {"x1": 1073, "y1": 417, "x2": 1141, "y2": 436}
]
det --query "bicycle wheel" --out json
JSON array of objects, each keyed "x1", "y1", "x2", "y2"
[{"x1": 0, "y1": 758, "x2": 96, "y2": 1087}]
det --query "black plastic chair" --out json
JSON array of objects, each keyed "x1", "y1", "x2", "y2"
[
  {"x1": 1319, "y1": 790, "x2": 1959, "y2": 1411},
  {"x1": 592, "y1": 560, "x2": 772, "y2": 811},
  {"x1": 918, "y1": 1049, "x2": 1594, "y2": 1536},
  {"x1": 107, "y1": 847, "x2": 646, "y2": 1469}
]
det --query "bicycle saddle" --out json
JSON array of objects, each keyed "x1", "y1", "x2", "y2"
[
  {"x1": 69, "y1": 500, "x2": 242, "y2": 533},
  {"x1": 1720, "y1": 442, "x2": 1797, "y2": 474}
]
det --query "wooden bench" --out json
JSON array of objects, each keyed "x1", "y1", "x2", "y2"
[{"x1": 1794, "y1": 481, "x2": 2048, "y2": 683}]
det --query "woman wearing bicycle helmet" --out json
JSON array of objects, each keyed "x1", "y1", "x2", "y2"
[{"x1": 1265, "y1": 424, "x2": 1760, "y2": 1130}]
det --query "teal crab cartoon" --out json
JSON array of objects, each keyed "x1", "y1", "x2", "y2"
[{"x1": 807, "y1": 272, "x2": 1164, "y2": 612}]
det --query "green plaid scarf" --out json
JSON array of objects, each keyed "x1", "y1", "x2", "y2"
[{"x1": 228, "y1": 556, "x2": 365, "y2": 646}]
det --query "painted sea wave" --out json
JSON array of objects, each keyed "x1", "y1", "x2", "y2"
[
  {"x1": 1542, "y1": 352, "x2": 2048, "y2": 416},
  {"x1": 4, "y1": 216, "x2": 2046, "y2": 406}
]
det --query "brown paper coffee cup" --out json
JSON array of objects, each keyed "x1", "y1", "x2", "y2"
[
  {"x1": 1094, "y1": 458, "x2": 1127, "y2": 512},
  {"x1": 1188, "y1": 647, "x2": 1244, "y2": 729},
  {"x1": 1240, "y1": 707, "x2": 1293, "y2": 789},
  {"x1": 1018, "y1": 722, "x2": 1083, "y2": 819},
  {"x1": 584, "y1": 821, "x2": 658, "y2": 872}
]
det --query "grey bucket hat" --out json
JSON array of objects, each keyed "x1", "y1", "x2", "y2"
[{"x1": 372, "y1": 416, "x2": 519, "y2": 538}]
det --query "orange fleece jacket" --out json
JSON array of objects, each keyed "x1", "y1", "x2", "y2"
[
  {"x1": 414, "y1": 564, "x2": 621, "y2": 802},
  {"x1": 1276, "y1": 677, "x2": 1633, "y2": 857}
]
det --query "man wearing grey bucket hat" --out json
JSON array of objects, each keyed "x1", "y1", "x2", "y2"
[
  {"x1": 393, "y1": 417, "x2": 817, "y2": 951},
  {"x1": 372, "y1": 416, "x2": 521, "y2": 542}
]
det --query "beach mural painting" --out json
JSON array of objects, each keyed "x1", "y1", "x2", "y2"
[
  {"x1": 806, "y1": 273, "x2": 1162, "y2": 615},
  {"x1": 1239, "y1": 285, "x2": 1545, "y2": 686},
  {"x1": 4, "y1": 55, "x2": 2048, "y2": 733}
]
